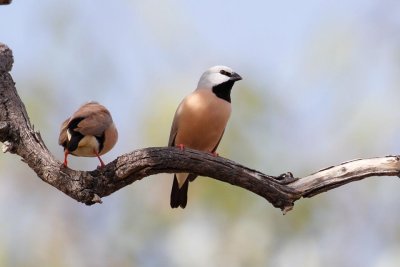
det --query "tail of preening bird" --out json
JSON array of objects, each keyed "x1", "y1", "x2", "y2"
[{"x1": 170, "y1": 174, "x2": 189, "y2": 208}]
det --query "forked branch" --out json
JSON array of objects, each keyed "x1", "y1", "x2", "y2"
[{"x1": 1, "y1": 43, "x2": 399, "y2": 213}]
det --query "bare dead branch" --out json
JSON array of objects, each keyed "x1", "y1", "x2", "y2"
[
  {"x1": 0, "y1": 0, "x2": 12, "y2": 5},
  {"x1": 1, "y1": 42, "x2": 399, "y2": 213}
]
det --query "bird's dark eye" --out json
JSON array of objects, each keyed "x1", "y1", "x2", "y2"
[{"x1": 219, "y1": 69, "x2": 232, "y2": 77}]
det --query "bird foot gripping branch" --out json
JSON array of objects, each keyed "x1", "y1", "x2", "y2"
[{"x1": 176, "y1": 144, "x2": 185, "y2": 151}]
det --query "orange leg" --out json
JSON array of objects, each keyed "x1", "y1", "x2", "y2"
[
  {"x1": 176, "y1": 144, "x2": 185, "y2": 151},
  {"x1": 94, "y1": 150, "x2": 106, "y2": 168},
  {"x1": 63, "y1": 150, "x2": 69, "y2": 167}
]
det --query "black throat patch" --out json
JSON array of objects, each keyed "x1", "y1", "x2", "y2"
[
  {"x1": 212, "y1": 80, "x2": 235, "y2": 103},
  {"x1": 65, "y1": 118, "x2": 85, "y2": 152}
]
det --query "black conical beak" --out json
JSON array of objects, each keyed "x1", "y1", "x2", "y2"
[{"x1": 229, "y1": 72, "x2": 242, "y2": 82}]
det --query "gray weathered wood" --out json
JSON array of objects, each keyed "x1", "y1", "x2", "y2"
[{"x1": 1, "y1": 42, "x2": 399, "y2": 212}]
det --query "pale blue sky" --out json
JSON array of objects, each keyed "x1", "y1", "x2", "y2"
[{"x1": 1, "y1": 1, "x2": 400, "y2": 266}]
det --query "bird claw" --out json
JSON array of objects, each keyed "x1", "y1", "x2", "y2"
[
  {"x1": 97, "y1": 163, "x2": 105, "y2": 169},
  {"x1": 93, "y1": 149, "x2": 106, "y2": 168},
  {"x1": 176, "y1": 144, "x2": 185, "y2": 151},
  {"x1": 209, "y1": 151, "x2": 219, "y2": 157}
]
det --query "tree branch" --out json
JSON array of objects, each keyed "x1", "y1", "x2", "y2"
[
  {"x1": 1, "y1": 43, "x2": 399, "y2": 213},
  {"x1": 0, "y1": 0, "x2": 12, "y2": 5}
]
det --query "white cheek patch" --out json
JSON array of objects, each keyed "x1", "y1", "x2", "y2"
[
  {"x1": 211, "y1": 73, "x2": 230, "y2": 85},
  {"x1": 198, "y1": 73, "x2": 230, "y2": 89}
]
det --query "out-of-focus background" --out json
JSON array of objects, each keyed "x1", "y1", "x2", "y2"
[{"x1": 1, "y1": 0, "x2": 400, "y2": 266}]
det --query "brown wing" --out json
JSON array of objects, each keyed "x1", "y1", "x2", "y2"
[
  {"x1": 168, "y1": 122, "x2": 178, "y2": 147},
  {"x1": 211, "y1": 129, "x2": 225, "y2": 153},
  {"x1": 168, "y1": 104, "x2": 181, "y2": 147},
  {"x1": 75, "y1": 111, "x2": 112, "y2": 136},
  {"x1": 71, "y1": 102, "x2": 112, "y2": 136}
]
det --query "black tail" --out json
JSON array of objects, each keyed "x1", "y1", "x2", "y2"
[{"x1": 170, "y1": 174, "x2": 189, "y2": 209}]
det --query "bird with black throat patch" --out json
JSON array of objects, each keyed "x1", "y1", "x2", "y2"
[
  {"x1": 168, "y1": 65, "x2": 242, "y2": 208},
  {"x1": 58, "y1": 102, "x2": 118, "y2": 168}
]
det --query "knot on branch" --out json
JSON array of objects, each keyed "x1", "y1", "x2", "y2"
[
  {"x1": 0, "y1": 43, "x2": 13, "y2": 72},
  {"x1": 0, "y1": 122, "x2": 15, "y2": 153},
  {"x1": 0, "y1": 121, "x2": 9, "y2": 139},
  {"x1": 2, "y1": 141, "x2": 14, "y2": 153}
]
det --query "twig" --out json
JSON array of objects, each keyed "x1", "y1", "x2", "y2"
[
  {"x1": 1, "y1": 42, "x2": 399, "y2": 213},
  {"x1": 0, "y1": 0, "x2": 12, "y2": 5}
]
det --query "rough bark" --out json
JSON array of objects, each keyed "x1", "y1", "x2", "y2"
[
  {"x1": 0, "y1": 0, "x2": 12, "y2": 5},
  {"x1": 1, "y1": 43, "x2": 399, "y2": 213}
]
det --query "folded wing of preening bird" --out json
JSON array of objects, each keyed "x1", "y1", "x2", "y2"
[
  {"x1": 168, "y1": 65, "x2": 242, "y2": 209},
  {"x1": 58, "y1": 102, "x2": 118, "y2": 168}
]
